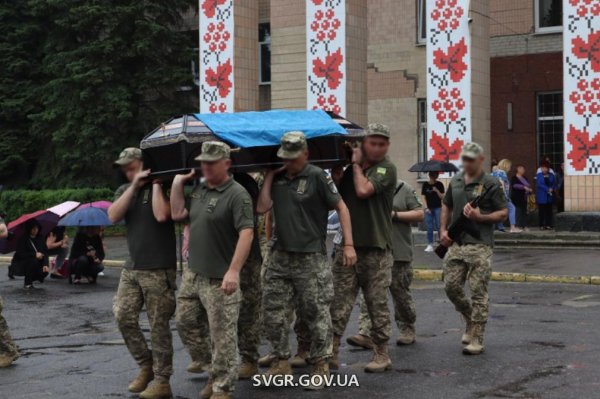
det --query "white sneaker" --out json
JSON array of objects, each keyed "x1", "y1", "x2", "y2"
[
  {"x1": 424, "y1": 245, "x2": 434, "y2": 252},
  {"x1": 97, "y1": 272, "x2": 105, "y2": 277}
]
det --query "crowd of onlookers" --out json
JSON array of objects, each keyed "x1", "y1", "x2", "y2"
[
  {"x1": 8, "y1": 222, "x2": 106, "y2": 288},
  {"x1": 422, "y1": 158, "x2": 564, "y2": 251}
]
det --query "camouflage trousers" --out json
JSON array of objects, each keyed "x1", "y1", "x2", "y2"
[
  {"x1": 358, "y1": 261, "x2": 416, "y2": 336},
  {"x1": 331, "y1": 248, "x2": 393, "y2": 345},
  {"x1": 443, "y1": 244, "x2": 493, "y2": 325},
  {"x1": 176, "y1": 270, "x2": 241, "y2": 394},
  {"x1": 0, "y1": 296, "x2": 19, "y2": 359},
  {"x1": 262, "y1": 250, "x2": 333, "y2": 361},
  {"x1": 238, "y1": 256, "x2": 262, "y2": 363},
  {"x1": 113, "y1": 268, "x2": 176, "y2": 378},
  {"x1": 260, "y1": 253, "x2": 310, "y2": 352}
]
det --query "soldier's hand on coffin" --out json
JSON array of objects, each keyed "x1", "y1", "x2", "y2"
[
  {"x1": 463, "y1": 203, "x2": 482, "y2": 222},
  {"x1": 350, "y1": 145, "x2": 363, "y2": 165},
  {"x1": 266, "y1": 165, "x2": 286, "y2": 178},
  {"x1": 221, "y1": 269, "x2": 240, "y2": 295},
  {"x1": 173, "y1": 169, "x2": 196, "y2": 185},
  {"x1": 343, "y1": 245, "x2": 357, "y2": 268},
  {"x1": 440, "y1": 229, "x2": 453, "y2": 247},
  {"x1": 132, "y1": 169, "x2": 152, "y2": 189}
]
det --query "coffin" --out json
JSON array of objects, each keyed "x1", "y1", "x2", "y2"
[{"x1": 140, "y1": 110, "x2": 364, "y2": 177}]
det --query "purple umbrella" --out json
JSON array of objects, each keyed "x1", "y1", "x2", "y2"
[{"x1": 78, "y1": 201, "x2": 112, "y2": 210}]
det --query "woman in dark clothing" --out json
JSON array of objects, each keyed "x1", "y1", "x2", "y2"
[
  {"x1": 536, "y1": 161, "x2": 556, "y2": 230},
  {"x1": 510, "y1": 165, "x2": 533, "y2": 230},
  {"x1": 68, "y1": 227, "x2": 105, "y2": 284},
  {"x1": 46, "y1": 226, "x2": 69, "y2": 279},
  {"x1": 10, "y1": 219, "x2": 49, "y2": 289}
]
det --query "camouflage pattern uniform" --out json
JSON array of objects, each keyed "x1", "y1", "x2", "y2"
[
  {"x1": 113, "y1": 269, "x2": 177, "y2": 377},
  {"x1": 443, "y1": 244, "x2": 493, "y2": 324},
  {"x1": 176, "y1": 254, "x2": 264, "y2": 366},
  {"x1": 358, "y1": 261, "x2": 416, "y2": 335},
  {"x1": 176, "y1": 270, "x2": 242, "y2": 393},
  {"x1": 176, "y1": 140, "x2": 255, "y2": 395},
  {"x1": 441, "y1": 143, "x2": 507, "y2": 346},
  {"x1": 238, "y1": 255, "x2": 262, "y2": 363},
  {"x1": 112, "y1": 148, "x2": 178, "y2": 383},
  {"x1": 262, "y1": 250, "x2": 333, "y2": 360},
  {"x1": 331, "y1": 248, "x2": 393, "y2": 344},
  {"x1": 0, "y1": 296, "x2": 19, "y2": 361}
]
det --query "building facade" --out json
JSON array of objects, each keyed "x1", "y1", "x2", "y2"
[{"x1": 189, "y1": 0, "x2": 600, "y2": 217}]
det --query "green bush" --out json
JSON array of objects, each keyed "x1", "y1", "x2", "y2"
[{"x1": 0, "y1": 188, "x2": 114, "y2": 221}]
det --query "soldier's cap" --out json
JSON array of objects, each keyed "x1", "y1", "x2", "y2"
[
  {"x1": 195, "y1": 141, "x2": 231, "y2": 162},
  {"x1": 114, "y1": 147, "x2": 142, "y2": 166},
  {"x1": 460, "y1": 142, "x2": 484, "y2": 159},
  {"x1": 365, "y1": 123, "x2": 391, "y2": 139},
  {"x1": 277, "y1": 131, "x2": 308, "y2": 160}
]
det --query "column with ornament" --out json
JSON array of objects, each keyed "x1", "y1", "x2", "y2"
[
  {"x1": 199, "y1": 0, "x2": 258, "y2": 114},
  {"x1": 562, "y1": 0, "x2": 600, "y2": 216}
]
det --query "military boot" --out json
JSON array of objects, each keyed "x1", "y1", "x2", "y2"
[
  {"x1": 139, "y1": 378, "x2": 172, "y2": 399},
  {"x1": 210, "y1": 393, "x2": 231, "y2": 399},
  {"x1": 128, "y1": 365, "x2": 154, "y2": 393},
  {"x1": 238, "y1": 359, "x2": 259, "y2": 379},
  {"x1": 463, "y1": 323, "x2": 485, "y2": 355},
  {"x1": 264, "y1": 358, "x2": 293, "y2": 376},
  {"x1": 346, "y1": 334, "x2": 375, "y2": 349},
  {"x1": 461, "y1": 313, "x2": 475, "y2": 345},
  {"x1": 290, "y1": 340, "x2": 310, "y2": 368},
  {"x1": 0, "y1": 355, "x2": 15, "y2": 368},
  {"x1": 364, "y1": 344, "x2": 393, "y2": 373},
  {"x1": 329, "y1": 335, "x2": 341, "y2": 370},
  {"x1": 258, "y1": 353, "x2": 277, "y2": 367},
  {"x1": 304, "y1": 358, "x2": 330, "y2": 391},
  {"x1": 200, "y1": 377, "x2": 213, "y2": 399},
  {"x1": 396, "y1": 324, "x2": 416, "y2": 346},
  {"x1": 187, "y1": 360, "x2": 211, "y2": 374}
]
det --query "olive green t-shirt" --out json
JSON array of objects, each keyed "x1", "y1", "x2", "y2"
[
  {"x1": 188, "y1": 178, "x2": 254, "y2": 279},
  {"x1": 339, "y1": 157, "x2": 398, "y2": 250},
  {"x1": 271, "y1": 164, "x2": 341, "y2": 253},
  {"x1": 392, "y1": 182, "x2": 423, "y2": 262},
  {"x1": 443, "y1": 172, "x2": 507, "y2": 247},
  {"x1": 114, "y1": 183, "x2": 177, "y2": 270}
]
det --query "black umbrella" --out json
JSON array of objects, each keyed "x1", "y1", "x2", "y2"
[{"x1": 408, "y1": 160, "x2": 459, "y2": 173}]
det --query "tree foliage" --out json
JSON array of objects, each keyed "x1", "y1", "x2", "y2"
[{"x1": 0, "y1": 0, "x2": 197, "y2": 188}]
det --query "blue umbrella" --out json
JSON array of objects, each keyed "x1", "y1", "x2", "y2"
[{"x1": 59, "y1": 207, "x2": 112, "y2": 227}]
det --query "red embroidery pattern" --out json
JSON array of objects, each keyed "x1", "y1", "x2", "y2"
[
  {"x1": 565, "y1": 2, "x2": 600, "y2": 173},
  {"x1": 430, "y1": 131, "x2": 464, "y2": 162},
  {"x1": 200, "y1": 0, "x2": 233, "y2": 113},
  {"x1": 427, "y1": 0, "x2": 470, "y2": 166},
  {"x1": 307, "y1": 0, "x2": 345, "y2": 114}
]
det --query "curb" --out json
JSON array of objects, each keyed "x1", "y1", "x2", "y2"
[
  {"x1": 411, "y1": 268, "x2": 600, "y2": 285},
  {"x1": 1, "y1": 257, "x2": 599, "y2": 286}
]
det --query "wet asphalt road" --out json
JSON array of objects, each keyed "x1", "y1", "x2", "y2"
[{"x1": 1, "y1": 265, "x2": 600, "y2": 399}]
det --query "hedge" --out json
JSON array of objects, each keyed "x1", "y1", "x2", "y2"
[{"x1": 0, "y1": 188, "x2": 114, "y2": 221}]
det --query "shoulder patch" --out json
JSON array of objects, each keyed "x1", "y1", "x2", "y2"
[
  {"x1": 328, "y1": 180, "x2": 338, "y2": 194},
  {"x1": 413, "y1": 190, "x2": 423, "y2": 207}
]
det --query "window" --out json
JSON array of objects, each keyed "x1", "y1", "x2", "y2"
[
  {"x1": 259, "y1": 23, "x2": 271, "y2": 85},
  {"x1": 417, "y1": 98, "x2": 428, "y2": 177},
  {"x1": 417, "y1": 0, "x2": 426, "y2": 45},
  {"x1": 536, "y1": 92, "x2": 563, "y2": 170},
  {"x1": 535, "y1": 0, "x2": 562, "y2": 33}
]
